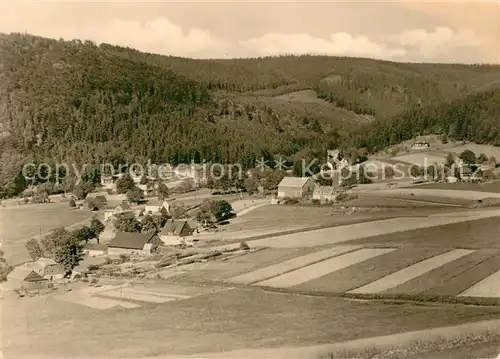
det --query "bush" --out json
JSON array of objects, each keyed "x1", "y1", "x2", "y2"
[
  {"x1": 104, "y1": 257, "x2": 112, "y2": 265},
  {"x1": 239, "y1": 241, "x2": 250, "y2": 250},
  {"x1": 87, "y1": 264, "x2": 100, "y2": 271},
  {"x1": 336, "y1": 192, "x2": 358, "y2": 202},
  {"x1": 311, "y1": 199, "x2": 321, "y2": 206},
  {"x1": 119, "y1": 253, "x2": 130, "y2": 263}
]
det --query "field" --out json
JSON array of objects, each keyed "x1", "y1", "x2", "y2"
[
  {"x1": 408, "y1": 181, "x2": 500, "y2": 193},
  {"x1": 3, "y1": 285, "x2": 499, "y2": 359},
  {"x1": 446, "y1": 144, "x2": 500, "y2": 160},
  {"x1": 1, "y1": 202, "x2": 93, "y2": 264},
  {"x1": 391, "y1": 153, "x2": 446, "y2": 167}
]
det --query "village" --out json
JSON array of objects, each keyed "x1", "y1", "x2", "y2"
[{"x1": 4, "y1": 137, "x2": 500, "y2": 296}]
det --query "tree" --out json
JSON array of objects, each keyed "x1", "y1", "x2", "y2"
[
  {"x1": 357, "y1": 166, "x2": 373, "y2": 184},
  {"x1": 141, "y1": 215, "x2": 158, "y2": 234},
  {"x1": 426, "y1": 165, "x2": 438, "y2": 182},
  {"x1": 341, "y1": 167, "x2": 357, "y2": 188},
  {"x1": 72, "y1": 226, "x2": 94, "y2": 243},
  {"x1": 198, "y1": 199, "x2": 234, "y2": 223},
  {"x1": 489, "y1": 156, "x2": 497, "y2": 167},
  {"x1": 444, "y1": 153, "x2": 456, "y2": 168},
  {"x1": 25, "y1": 238, "x2": 44, "y2": 261},
  {"x1": 41, "y1": 227, "x2": 68, "y2": 258},
  {"x1": 69, "y1": 198, "x2": 76, "y2": 208},
  {"x1": 139, "y1": 175, "x2": 148, "y2": 185},
  {"x1": 116, "y1": 173, "x2": 135, "y2": 194},
  {"x1": 384, "y1": 166, "x2": 395, "y2": 181},
  {"x1": 459, "y1": 150, "x2": 476, "y2": 165},
  {"x1": 243, "y1": 178, "x2": 258, "y2": 194},
  {"x1": 114, "y1": 213, "x2": 142, "y2": 232},
  {"x1": 54, "y1": 231, "x2": 84, "y2": 275},
  {"x1": 0, "y1": 249, "x2": 13, "y2": 282},
  {"x1": 478, "y1": 153, "x2": 488, "y2": 164},
  {"x1": 89, "y1": 217, "x2": 105, "y2": 240},
  {"x1": 154, "y1": 207, "x2": 171, "y2": 229},
  {"x1": 157, "y1": 183, "x2": 169, "y2": 200},
  {"x1": 263, "y1": 169, "x2": 285, "y2": 191},
  {"x1": 316, "y1": 176, "x2": 333, "y2": 186},
  {"x1": 169, "y1": 203, "x2": 187, "y2": 219},
  {"x1": 126, "y1": 186, "x2": 144, "y2": 204},
  {"x1": 410, "y1": 165, "x2": 424, "y2": 179}
]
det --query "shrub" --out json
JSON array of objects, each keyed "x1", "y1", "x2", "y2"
[
  {"x1": 87, "y1": 264, "x2": 100, "y2": 271},
  {"x1": 119, "y1": 253, "x2": 130, "y2": 263},
  {"x1": 239, "y1": 241, "x2": 250, "y2": 250},
  {"x1": 104, "y1": 257, "x2": 112, "y2": 265},
  {"x1": 335, "y1": 192, "x2": 358, "y2": 202},
  {"x1": 311, "y1": 199, "x2": 321, "y2": 206}
]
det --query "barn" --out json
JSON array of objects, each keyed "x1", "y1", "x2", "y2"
[{"x1": 277, "y1": 177, "x2": 314, "y2": 199}]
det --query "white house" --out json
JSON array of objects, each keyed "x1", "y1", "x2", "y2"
[
  {"x1": 144, "y1": 199, "x2": 170, "y2": 214},
  {"x1": 159, "y1": 219, "x2": 195, "y2": 246},
  {"x1": 83, "y1": 243, "x2": 108, "y2": 257},
  {"x1": 22, "y1": 258, "x2": 65, "y2": 281},
  {"x1": 277, "y1": 177, "x2": 315, "y2": 199}
]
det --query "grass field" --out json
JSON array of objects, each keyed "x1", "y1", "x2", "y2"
[
  {"x1": 1, "y1": 202, "x2": 93, "y2": 264},
  {"x1": 345, "y1": 216, "x2": 500, "y2": 250},
  {"x1": 294, "y1": 246, "x2": 449, "y2": 294},
  {"x1": 391, "y1": 153, "x2": 446, "y2": 167},
  {"x1": 408, "y1": 181, "x2": 500, "y2": 193},
  {"x1": 3, "y1": 287, "x2": 500, "y2": 358}
]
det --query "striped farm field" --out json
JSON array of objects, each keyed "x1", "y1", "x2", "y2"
[
  {"x1": 294, "y1": 246, "x2": 449, "y2": 294},
  {"x1": 345, "y1": 216, "x2": 500, "y2": 249},
  {"x1": 176, "y1": 247, "x2": 319, "y2": 283},
  {"x1": 254, "y1": 248, "x2": 396, "y2": 288},
  {"x1": 348, "y1": 249, "x2": 475, "y2": 295},
  {"x1": 459, "y1": 270, "x2": 500, "y2": 298},
  {"x1": 412, "y1": 254, "x2": 500, "y2": 297},
  {"x1": 383, "y1": 250, "x2": 500, "y2": 295},
  {"x1": 226, "y1": 245, "x2": 361, "y2": 285}
]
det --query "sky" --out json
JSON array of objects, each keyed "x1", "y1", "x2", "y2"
[{"x1": 0, "y1": 0, "x2": 498, "y2": 63}]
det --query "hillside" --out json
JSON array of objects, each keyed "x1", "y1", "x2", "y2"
[{"x1": 1, "y1": 32, "x2": 500, "y2": 197}]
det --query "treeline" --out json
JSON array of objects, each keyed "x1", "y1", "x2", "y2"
[
  {"x1": 351, "y1": 89, "x2": 500, "y2": 152},
  {"x1": 1, "y1": 33, "x2": 500, "y2": 198}
]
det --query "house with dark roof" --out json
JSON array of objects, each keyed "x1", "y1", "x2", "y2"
[
  {"x1": 277, "y1": 177, "x2": 314, "y2": 199},
  {"x1": 5, "y1": 267, "x2": 47, "y2": 290},
  {"x1": 159, "y1": 219, "x2": 195, "y2": 246},
  {"x1": 23, "y1": 258, "x2": 65, "y2": 280},
  {"x1": 107, "y1": 232, "x2": 162, "y2": 255}
]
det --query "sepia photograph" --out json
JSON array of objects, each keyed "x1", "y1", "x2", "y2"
[{"x1": 0, "y1": 0, "x2": 499, "y2": 358}]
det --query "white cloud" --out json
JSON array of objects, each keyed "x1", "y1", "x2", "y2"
[
  {"x1": 394, "y1": 26, "x2": 481, "y2": 59},
  {"x1": 3, "y1": 17, "x2": 227, "y2": 58},
  {"x1": 240, "y1": 32, "x2": 407, "y2": 60}
]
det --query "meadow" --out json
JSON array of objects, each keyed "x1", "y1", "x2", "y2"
[
  {"x1": 3, "y1": 286, "x2": 499, "y2": 359},
  {"x1": 1, "y1": 202, "x2": 93, "y2": 264}
]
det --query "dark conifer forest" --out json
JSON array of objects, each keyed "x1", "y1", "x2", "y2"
[{"x1": 1, "y1": 33, "x2": 499, "y2": 196}]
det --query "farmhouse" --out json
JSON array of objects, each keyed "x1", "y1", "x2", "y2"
[
  {"x1": 107, "y1": 232, "x2": 162, "y2": 255},
  {"x1": 411, "y1": 141, "x2": 430, "y2": 150},
  {"x1": 23, "y1": 258, "x2": 65, "y2": 280},
  {"x1": 277, "y1": 177, "x2": 315, "y2": 199},
  {"x1": 159, "y1": 219, "x2": 195, "y2": 246},
  {"x1": 145, "y1": 199, "x2": 170, "y2": 214},
  {"x1": 83, "y1": 243, "x2": 108, "y2": 257},
  {"x1": 5, "y1": 267, "x2": 47, "y2": 290}
]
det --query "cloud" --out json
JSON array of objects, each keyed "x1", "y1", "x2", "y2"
[
  {"x1": 240, "y1": 32, "x2": 407, "y2": 60},
  {"x1": 393, "y1": 26, "x2": 482, "y2": 59},
  {"x1": 2, "y1": 17, "x2": 227, "y2": 58}
]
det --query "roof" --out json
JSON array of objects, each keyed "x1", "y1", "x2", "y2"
[
  {"x1": 117, "y1": 203, "x2": 131, "y2": 210},
  {"x1": 160, "y1": 219, "x2": 193, "y2": 237},
  {"x1": 462, "y1": 166, "x2": 473, "y2": 175},
  {"x1": 86, "y1": 192, "x2": 108, "y2": 199},
  {"x1": 83, "y1": 243, "x2": 107, "y2": 251},
  {"x1": 278, "y1": 177, "x2": 311, "y2": 188},
  {"x1": 108, "y1": 232, "x2": 157, "y2": 250},
  {"x1": 146, "y1": 199, "x2": 168, "y2": 207},
  {"x1": 7, "y1": 267, "x2": 46, "y2": 282}
]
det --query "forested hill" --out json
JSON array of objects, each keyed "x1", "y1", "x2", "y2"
[{"x1": 1, "y1": 32, "x2": 500, "y2": 196}]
